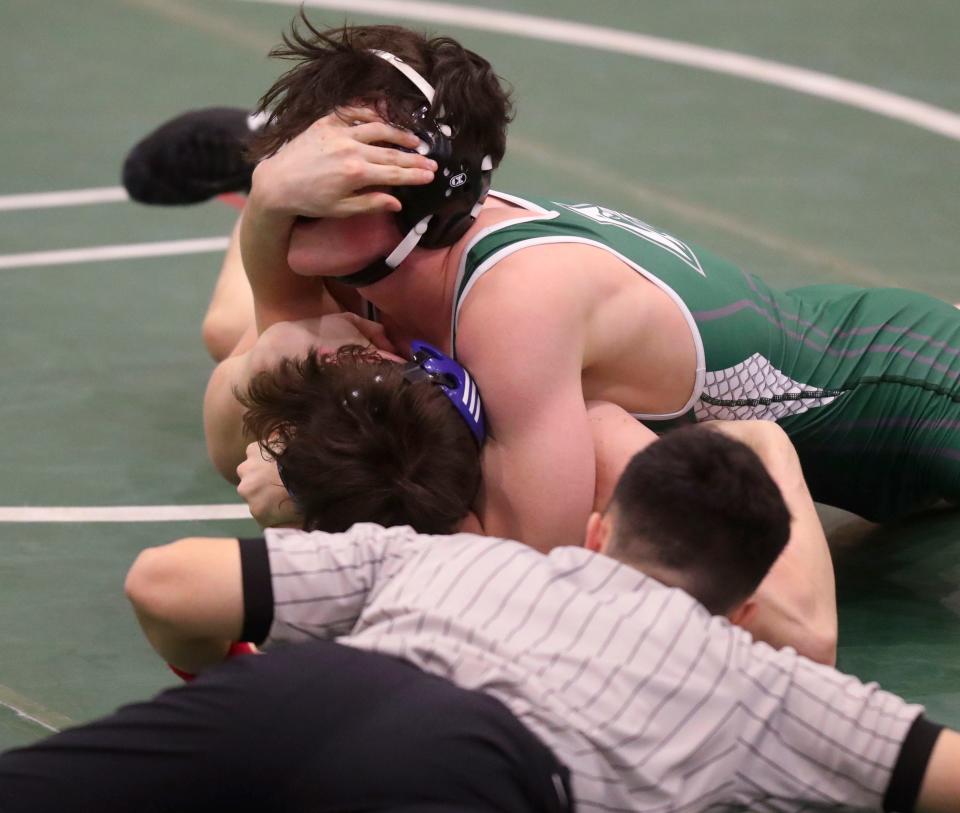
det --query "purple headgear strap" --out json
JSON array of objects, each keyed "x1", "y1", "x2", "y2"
[
  {"x1": 277, "y1": 341, "x2": 485, "y2": 508},
  {"x1": 402, "y1": 341, "x2": 486, "y2": 446}
]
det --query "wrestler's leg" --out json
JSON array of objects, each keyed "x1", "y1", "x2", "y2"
[
  {"x1": 782, "y1": 385, "x2": 959, "y2": 521},
  {"x1": 202, "y1": 215, "x2": 255, "y2": 361},
  {"x1": 780, "y1": 286, "x2": 960, "y2": 519}
]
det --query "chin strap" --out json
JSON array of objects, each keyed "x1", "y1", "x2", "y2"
[
  {"x1": 335, "y1": 214, "x2": 432, "y2": 288},
  {"x1": 335, "y1": 260, "x2": 393, "y2": 288},
  {"x1": 385, "y1": 215, "x2": 432, "y2": 267}
]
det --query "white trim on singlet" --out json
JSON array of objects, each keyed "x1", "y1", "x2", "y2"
[
  {"x1": 451, "y1": 193, "x2": 706, "y2": 421},
  {"x1": 485, "y1": 189, "x2": 553, "y2": 212},
  {"x1": 449, "y1": 190, "x2": 558, "y2": 348}
]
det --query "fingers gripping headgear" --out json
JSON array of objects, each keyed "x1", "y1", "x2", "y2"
[{"x1": 336, "y1": 50, "x2": 494, "y2": 287}]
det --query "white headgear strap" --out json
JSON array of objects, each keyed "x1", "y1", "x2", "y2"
[
  {"x1": 369, "y1": 50, "x2": 436, "y2": 104},
  {"x1": 368, "y1": 50, "x2": 444, "y2": 266}
]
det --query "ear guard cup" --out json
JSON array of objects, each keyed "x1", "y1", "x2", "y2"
[{"x1": 392, "y1": 107, "x2": 492, "y2": 249}]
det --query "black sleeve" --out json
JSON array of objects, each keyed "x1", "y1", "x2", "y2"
[
  {"x1": 238, "y1": 537, "x2": 274, "y2": 645},
  {"x1": 883, "y1": 715, "x2": 944, "y2": 813}
]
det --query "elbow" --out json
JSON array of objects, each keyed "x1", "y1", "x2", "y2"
[
  {"x1": 125, "y1": 542, "x2": 192, "y2": 628},
  {"x1": 744, "y1": 583, "x2": 838, "y2": 666},
  {"x1": 206, "y1": 436, "x2": 243, "y2": 485},
  {"x1": 201, "y1": 312, "x2": 237, "y2": 364},
  {"x1": 789, "y1": 613, "x2": 837, "y2": 666},
  {"x1": 782, "y1": 574, "x2": 839, "y2": 667},
  {"x1": 747, "y1": 611, "x2": 838, "y2": 667},
  {"x1": 795, "y1": 618, "x2": 839, "y2": 667},
  {"x1": 202, "y1": 361, "x2": 248, "y2": 485}
]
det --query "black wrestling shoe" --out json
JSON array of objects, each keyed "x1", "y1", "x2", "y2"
[{"x1": 122, "y1": 107, "x2": 263, "y2": 205}]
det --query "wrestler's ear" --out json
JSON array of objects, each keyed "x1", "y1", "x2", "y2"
[
  {"x1": 727, "y1": 597, "x2": 758, "y2": 629},
  {"x1": 584, "y1": 512, "x2": 610, "y2": 553}
]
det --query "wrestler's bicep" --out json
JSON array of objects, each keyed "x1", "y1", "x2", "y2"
[
  {"x1": 586, "y1": 401, "x2": 659, "y2": 512},
  {"x1": 459, "y1": 268, "x2": 596, "y2": 552},
  {"x1": 477, "y1": 393, "x2": 595, "y2": 553}
]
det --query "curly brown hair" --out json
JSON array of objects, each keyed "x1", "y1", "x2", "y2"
[
  {"x1": 248, "y1": 13, "x2": 514, "y2": 165},
  {"x1": 239, "y1": 345, "x2": 481, "y2": 534}
]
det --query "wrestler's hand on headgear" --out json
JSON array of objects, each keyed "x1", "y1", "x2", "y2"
[
  {"x1": 237, "y1": 442, "x2": 303, "y2": 529},
  {"x1": 252, "y1": 106, "x2": 436, "y2": 219}
]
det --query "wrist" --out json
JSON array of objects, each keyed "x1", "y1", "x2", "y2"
[
  {"x1": 249, "y1": 159, "x2": 289, "y2": 215},
  {"x1": 167, "y1": 641, "x2": 259, "y2": 682}
]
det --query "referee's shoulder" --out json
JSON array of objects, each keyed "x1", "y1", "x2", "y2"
[
  {"x1": 346, "y1": 523, "x2": 522, "y2": 553},
  {"x1": 348, "y1": 524, "x2": 597, "y2": 571}
]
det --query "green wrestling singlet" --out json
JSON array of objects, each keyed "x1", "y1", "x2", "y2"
[{"x1": 452, "y1": 192, "x2": 960, "y2": 521}]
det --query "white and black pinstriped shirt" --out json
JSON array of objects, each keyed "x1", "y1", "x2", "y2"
[{"x1": 256, "y1": 524, "x2": 924, "y2": 813}]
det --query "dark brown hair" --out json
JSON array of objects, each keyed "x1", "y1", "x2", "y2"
[
  {"x1": 249, "y1": 14, "x2": 514, "y2": 165},
  {"x1": 239, "y1": 345, "x2": 481, "y2": 534},
  {"x1": 607, "y1": 426, "x2": 791, "y2": 615}
]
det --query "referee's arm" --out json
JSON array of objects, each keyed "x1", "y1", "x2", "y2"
[
  {"x1": 915, "y1": 728, "x2": 960, "y2": 813},
  {"x1": 126, "y1": 536, "x2": 246, "y2": 675}
]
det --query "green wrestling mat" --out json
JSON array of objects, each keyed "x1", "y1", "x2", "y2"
[
  {"x1": 828, "y1": 508, "x2": 960, "y2": 726},
  {"x1": 0, "y1": 0, "x2": 957, "y2": 747}
]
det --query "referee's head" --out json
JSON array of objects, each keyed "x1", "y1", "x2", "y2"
[{"x1": 588, "y1": 425, "x2": 791, "y2": 619}]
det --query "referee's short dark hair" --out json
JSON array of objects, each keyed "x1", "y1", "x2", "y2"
[
  {"x1": 239, "y1": 345, "x2": 481, "y2": 535},
  {"x1": 606, "y1": 425, "x2": 791, "y2": 615}
]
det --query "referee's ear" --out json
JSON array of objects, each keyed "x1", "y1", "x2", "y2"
[
  {"x1": 726, "y1": 597, "x2": 758, "y2": 629},
  {"x1": 584, "y1": 512, "x2": 611, "y2": 554}
]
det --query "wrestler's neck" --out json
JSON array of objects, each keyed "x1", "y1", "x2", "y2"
[{"x1": 362, "y1": 195, "x2": 525, "y2": 352}]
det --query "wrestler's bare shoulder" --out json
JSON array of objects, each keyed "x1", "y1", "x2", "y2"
[{"x1": 455, "y1": 240, "x2": 699, "y2": 417}]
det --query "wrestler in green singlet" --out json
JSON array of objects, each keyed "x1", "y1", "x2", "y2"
[{"x1": 452, "y1": 192, "x2": 960, "y2": 521}]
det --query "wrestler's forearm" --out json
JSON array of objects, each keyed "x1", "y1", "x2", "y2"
[
  {"x1": 241, "y1": 169, "x2": 326, "y2": 332},
  {"x1": 708, "y1": 421, "x2": 838, "y2": 664},
  {"x1": 204, "y1": 351, "x2": 255, "y2": 482},
  {"x1": 754, "y1": 425, "x2": 838, "y2": 664}
]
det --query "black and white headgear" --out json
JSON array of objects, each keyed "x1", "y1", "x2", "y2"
[{"x1": 335, "y1": 50, "x2": 494, "y2": 287}]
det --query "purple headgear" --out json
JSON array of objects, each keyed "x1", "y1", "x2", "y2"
[{"x1": 402, "y1": 341, "x2": 486, "y2": 446}]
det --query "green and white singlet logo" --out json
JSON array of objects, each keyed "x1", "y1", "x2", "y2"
[{"x1": 556, "y1": 202, "x2": 705, "y2": 276}]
